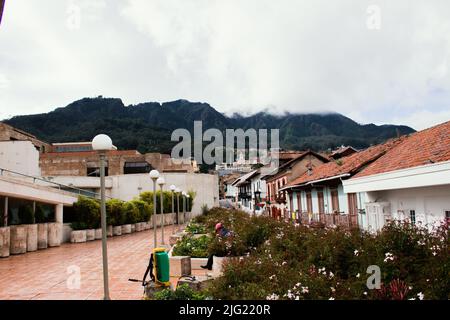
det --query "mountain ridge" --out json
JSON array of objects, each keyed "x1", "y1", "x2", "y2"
[{"x1": 3, "y1": 97, "x2": 415, "y2": 154}]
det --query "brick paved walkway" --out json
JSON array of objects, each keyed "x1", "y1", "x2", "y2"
[{"x1": 0, "y1": 225, "x2": 193, "y2": 300}]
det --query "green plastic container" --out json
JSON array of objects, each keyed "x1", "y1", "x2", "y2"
[{"x1": 155, "y1": 251, "x2": 170, "y2": 282}]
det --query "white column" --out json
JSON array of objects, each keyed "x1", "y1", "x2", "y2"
[
  {"x1": 55, "y1": 203, "x2": 63, "y2": 223},
  {"x1": 3, "y1": 197, "x2": 8, "y2": 226}
]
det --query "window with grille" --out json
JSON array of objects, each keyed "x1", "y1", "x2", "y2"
[{"x1": 409, "y1": 210, "x2": 416, "y2": 225}]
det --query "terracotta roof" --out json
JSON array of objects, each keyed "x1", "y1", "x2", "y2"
[
  {"x1": 330, "y1": 146, "x2": 358, "y2": 158},
  {"x1": 286, "y1": 137, "x2": 405, "y2": 187},
  {"x1": 353, "y1": 120, "x2": 450, "y2": 178},
  {"x1": 263, "y1": 150, "x2": 330, "y2": 180}
]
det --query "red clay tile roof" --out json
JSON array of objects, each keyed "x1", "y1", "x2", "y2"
[
  {"x1": 286, "y1": 137, "x2": 405, "y2": 187},
  {"x1": 353, "y1": 120, "x2": 450, "y2": 178}
]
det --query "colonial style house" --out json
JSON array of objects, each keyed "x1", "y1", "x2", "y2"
[
  {"x1": 263, "y1": 151, "x2": 329, "y2": 220},
  {"x1": 281, "y1": 138, "x2": 404, "y2": 228},
  {"x1": 343, "y1": 120, "x2": 450, "y2": 231},
  {"x1": 232, "y1": 170, "x2": 258, "y2": 213}
]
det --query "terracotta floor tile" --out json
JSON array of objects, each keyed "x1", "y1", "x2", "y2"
[{"x1": 0, "y1": 224, "x2": 185, "y2": 300}]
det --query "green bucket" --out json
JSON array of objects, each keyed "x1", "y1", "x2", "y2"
[{"x1": 155, "y1": 251, "x2": 170, "y2": 283}]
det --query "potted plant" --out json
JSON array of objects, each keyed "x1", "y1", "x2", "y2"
[
  {"x1": 70, "y1": 222, "x2": 88, "y2": 243},
  {"x1": 71, "y1": 196, "x2": 100, "y2": 243},
  {"x1": 107, "y1": 199, "x2": 124, "y2": 236},
  {"x1": 123, "y1": 202, "x2": 138, "y2": 234}
]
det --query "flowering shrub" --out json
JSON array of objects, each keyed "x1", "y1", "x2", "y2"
[
  {"x1": 172, "y1": 235, "x2": 211, "y2": 258},
  {"x1": 207, "y1": 214, "x2": 449, "y2": 300},
  {"x1": 193, "y1": 208, "x2": 279, "y2": 258},
  {"x1": 185, "y1": 222, "x2": 207, "y2": 235},
  {"x1": 154, "y1": 284, "x2": 208, "y2": 300}
]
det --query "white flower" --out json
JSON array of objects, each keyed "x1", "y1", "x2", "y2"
[
  {"x1": 266, "y1": 293, "x2": 279, "y2": 300},
  {"x1": 356, "y1": 273, "x2": 360, "y2": 278},
  {"x1": 329, "y1": 272, "x2": 334, "y2": 279},
  {"x1": 269, "y1": 275, "x2": 276, "y2": 280},
  {"x1": 363, "y1": 292, "x2": 368, "y2": 296},
  {"x1": 329, "y1": 297, "x2": 335, "y2": 300},
  {"x1": 330, "y1": 287, "x2": 336, "y2": 293},
  {"x1": 301, "y1": 286, "x2": 309, "y2": 294},
  {"x1": 408, "y1": 298, "x2": 416, "y2": 300},
  {"x1": 384, "y1": 252, "x2": 395, "y2": 262},
  {"x1": 417, "y1": 292, "x2": 424, "y2": 300},
  {"x1": 354, "y1": 249, "x2": 359, "y2": 256},
  {"x1": 282, "y1": 261, "x2": 287, "y2": 266}
]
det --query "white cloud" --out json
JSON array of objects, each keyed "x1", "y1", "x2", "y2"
[{"x1": 0, "y1": 0, "x2": 449, "y2": 130}]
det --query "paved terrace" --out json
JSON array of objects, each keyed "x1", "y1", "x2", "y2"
[{"x1": 0, "y1": 225, "x2": 207, "y2": 300}]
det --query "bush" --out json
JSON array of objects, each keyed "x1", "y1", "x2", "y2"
[
  {"x1": 172, "y1": 235, "x2": 211, "y2": 258},
  {"x1": 106, "y1": 199, "x2": 125, "y2": 226},
  {"x1": 140, "y1": 190, "x2": 196, "y2": 214},
  {"x1": 123, "y1": 202, "x2": 139, "y2": 224},
  {"x1": 185, "y1": 222, "x2": 207, "y2": 235},
  {"x1": 130, "y1": 199, "x2": 152, "y2": 222},
  {"x1": 153, "y1": 284, "x2": 207, "y2": 300},
  {"x1": 72, "y1": 196, "x2": 100, "y2": 229},
  {"x1": 208, "y1": 220, "x2": 449, "y2": 300}
]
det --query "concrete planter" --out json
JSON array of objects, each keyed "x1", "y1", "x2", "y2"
[
  {"x1": 130, "y1": 224, "x2": 136, "y2": 233},
  {"x1": 212, "y1": 256, "x2": 235, "y2": 277},
  {"x1": 10, "y1": 225, "x2": 27, "y2": 255},
  {"x1": 135, "y1": 222, "x2": 142, "y2": 232},
  {"x1": 48, "y1": 223, "x2": 62, "y2": 247},
  {"x1": 95, "y1": 228, "x2": 102, "y2": 240},
  {"x1": 0, "y1": 226, "x2": 10, "y2": 258},
  {"x1": 37, "y1": 223, "x2": 48, "y2": 249},
  {"x1": 86, "y1": 229, "x2": 95, "y2": 241},
  {"x1": 121, "y1": 224, "x2": 132, "y2": 234},
  {"x1": 71, "y1": 230, "x2": 87, "y2": 243},
  {"x1": 113, "y1": 226, "x2": 122, "y2": 236},
  {"x1": 26, "y1": 224, "x2": 38, "y2": 252},
  {"x1": 145, "y1": 221, "x2": 151, "y2": 230},
  {"x1": 107, "y1": 225, "x2": 113, "y2": 237}
]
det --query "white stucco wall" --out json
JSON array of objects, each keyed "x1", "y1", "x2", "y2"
[
  {"x1": 48, "y1": 173, "x2": 220, "y2": 216},
  {"x1": 364, "y1": 184, "x2": 450, "y2": 230},
  {"x1": 0, "y1": 141, "x2": 41, "y2": 176}
]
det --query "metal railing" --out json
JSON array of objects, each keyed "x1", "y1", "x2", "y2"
[{"x1": 0, "y1": 167, "x2": 105, "y2": 199}]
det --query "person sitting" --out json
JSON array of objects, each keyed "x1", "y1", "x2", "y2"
[{"x1": 201, "y1": 222, "x2": 232, "y2": 270}]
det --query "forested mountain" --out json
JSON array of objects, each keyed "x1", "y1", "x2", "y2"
[{"x1": 4, "y1": 97, "x2": 415, "y2": 154}]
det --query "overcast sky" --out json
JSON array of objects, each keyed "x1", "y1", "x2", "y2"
[{"x1": 1, "y1": 0, "x2": 449, "y2": 130}]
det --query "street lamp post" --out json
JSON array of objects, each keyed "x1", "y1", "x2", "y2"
[
  {"x1": 186, "y1": 194, "x2": 190, "y2": 224},
  {"x1": 182, "y1": 191, "x2": 186, "y2": 226},
  {"x1": 157, "y1": 177, "x2": 165, "y2": 245},
  {"x1": 176, "y1": 188, "x2": 181, "y2": 231},
  {"x1": 92, "y1": 134, "x2": 114, "y2": 301},
  {"x1": 170, "y1": 185, "x2": 176, "y2": 234},
  {"x1": 149, "y1": 170, "x2": 160, "y2": 248}
]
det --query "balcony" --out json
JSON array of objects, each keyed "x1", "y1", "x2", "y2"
[
  {"x1": 298, "y1": 212, "x2": 359, "y2": 229},
  {"x1": 274, "y1": 193, "x2": 286, "y2": 204},
  {"x1": 238, "y1": 192, "x2": 252, "y2": 200}
]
